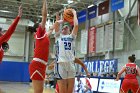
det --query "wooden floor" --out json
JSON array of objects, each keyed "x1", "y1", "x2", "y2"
[{"x1": 0, "y1": 82, "x2": 55, "y2": 93}]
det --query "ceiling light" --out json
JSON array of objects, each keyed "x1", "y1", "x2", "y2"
[
  {"x1": 38, "y1": 14, "x2": 49, "y2": 18},
  {"x1": 0, "y1": 10, "x2": 13, "y2": 13},
  {"x1": 68, "y1": 0, "x2": 73, "y2": 4},
  {"x1": 88, "y1": 4, "x2": 94, "y2": 8}
]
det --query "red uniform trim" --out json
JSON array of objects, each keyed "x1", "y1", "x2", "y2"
[{"x1": 29, "y1": 60, "x2": 46, "y2": 80}]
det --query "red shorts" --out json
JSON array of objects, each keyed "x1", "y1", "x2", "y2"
[
  {"x1": 121, "y1": 79, "x2": 140, "y2": 93},
  {"x1": 29, "y1": 60, "x2": 46, "y2": 80},
  {"x1": 55, "y1": 83, "x2": 59, "y2": 93}
]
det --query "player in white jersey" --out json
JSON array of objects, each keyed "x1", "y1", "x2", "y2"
[
  {"x1": 53, "y1": 9, "x2": 78, "y2": 93},
  {"x1": 55, "y1": 31, "x2": 76, "y2": 62}
]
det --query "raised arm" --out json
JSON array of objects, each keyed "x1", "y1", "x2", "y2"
[
  {"x1": 116, "y1": 66, "x2": 125, "y2": 81},
  {"x1": 47, "y1": 14, "x2": 62, "y2": 36},
  {"x1": 71, "y1": 9, "x2": 78, "y2": 36},
  {"x1": 0, "y1": 5, "x2": 22, "y2": 44},
  {"x1": 49, "y1": 13, "x2": 63, "y2": 37},
  {"x1": 36, "y1": 0, "x2": 47, "y2": 38},
  {"x1": 54, "y1": 12, "x2": 61, "y2": 33},
  {"x1": 75, "y1": 58, "x2": 90, "y2": 77},
  {"x1": 136, "y1": 66, "x2": 140, "y2": 77},
  {"x1": 41, "y1": 0, "x2": 47, "y2": 29}
]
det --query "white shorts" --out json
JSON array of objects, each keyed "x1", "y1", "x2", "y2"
[{"x1": 54, "y1": 62, "x2": 76, "y2": 79}]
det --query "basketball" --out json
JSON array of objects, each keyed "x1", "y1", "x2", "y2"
[{"x1": 63, "y1": 9, "x2": 74, "y2": 23}]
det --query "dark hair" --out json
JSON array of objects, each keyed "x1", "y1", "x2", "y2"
[
  {"x1": 0, "y1": 28, "x2": 2, "y2": 32},
  {"x1": 2, "y1": 42, "x2": 9, "y2": 52},
  {"x1": 128, "y1": 54, "x2": 136, "y2": 63},
  {"x1": 0, "y1": 33, "x2": 2, "y2": 36},
  {"x1": 27, "y1": 23, "x2": 39, "y2": 33}
]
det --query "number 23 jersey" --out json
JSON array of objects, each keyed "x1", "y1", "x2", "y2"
[{"x1": 55, "y1": 34, "x2": 76, "y2": 63}]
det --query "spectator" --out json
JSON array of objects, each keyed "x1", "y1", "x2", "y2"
[{"x1": 106, "y1": 73, "x2": 110, "y2": 77}]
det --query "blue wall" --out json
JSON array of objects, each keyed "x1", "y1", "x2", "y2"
[{"x1": 0, "y1": 61, "x2": 30, "y2": 82}]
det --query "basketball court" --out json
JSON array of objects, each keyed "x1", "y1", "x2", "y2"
[
  {"x1": 0, "y1": 82, "x2": 54, "y2": 93},
  {"x1": 0, "y1": 0, "x2": 140, "y2": 93}
]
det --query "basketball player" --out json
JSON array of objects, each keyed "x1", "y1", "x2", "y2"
[
  {"x1": 29, "y1": 0, "x2": 55, "y2": 93},
  {"x1": 53, "y1": 9, "x2": 78, "y2": 93},
  {"x1": 0, "y1": 5, "x2": 22, "y2": 62},
  {"x1": 47, "y1": 58, "x2": 90, "y2": 93},
  {"x1": 116, "y1": 54, "x2": 140, "y2": 93}
]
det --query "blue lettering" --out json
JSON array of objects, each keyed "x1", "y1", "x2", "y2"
[
  {"x1": 61, "y1": 37, "x2": 73, "y2": 41},
  {"x1": 95, "y1": 61, "x2": 98, "y2": 72},
  {"x1": 82, "y1": 59, "x2": 118, "y2": 73},
  {"x1": 104, "y1": 61, "x2": 109, "y2": 72},
  {"x1": 110, "y1": 60, "x2": 115, "y2": 72},
  {"x1": 91, "y1": 61, "x2": 94, "y2": 72},
  {"x1": 87, "y1": 62, "x2": 93, "y2": 72},
  {"x1": 100, "y1": 61, "x2": 104, "y2": 72}
]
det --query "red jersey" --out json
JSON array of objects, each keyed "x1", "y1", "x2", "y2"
[
  {"x1": 0, "y1": 16, "x2": 20, "y2": 62},
  {"x1": 0, "y1": 47, "x2": 4, "y2": 62},
  {"x1": 124, "y1": 63, "x2": 137, "y2": 79},
  {"x1": 33, "y1": 25, "x2": 50, "y2": 62}
]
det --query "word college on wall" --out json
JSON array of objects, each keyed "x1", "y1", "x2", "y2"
[{"x1": 82, "y1": 59, "x2": 118, "y2": 73}]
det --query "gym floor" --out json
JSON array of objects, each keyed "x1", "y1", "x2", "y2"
[{"x1": 0, "y1": 81, "x2": 55, "y2": 93}]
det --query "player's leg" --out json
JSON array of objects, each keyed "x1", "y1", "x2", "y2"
[
  {"x1": 29, "y1": 61, "x2": 46, "y2": 93},
  {"x1": 57, "y1": 79, "x2": 67, "y2": 93},
  {"x1": 29, "y1": 68, "x2": 44, "y2": 93},
  {"x1": 67, "y1": 62, "x2": 76, "y2": 93},
  {"x1": 32, "y1": 80, "x2": 44, "y2": 93},
  {"x1": 120, "y1": 79, "x2": 130, "y2": 93},
  {"x1": 55, "y1": 62, "x2": 67, "y2": 93},
  {"x1": 67, "y1": 78, "x2": 75, "y2": 93},
  {"x1": 130, "y1": 79, "x2": 139, "y2": 93}
]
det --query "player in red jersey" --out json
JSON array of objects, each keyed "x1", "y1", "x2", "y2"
[
  {"x1": 0, "y1": 5, "x2": 22, "y2": 62},
  {"x1": 29, "y1": 0, "x2": 55, "y2": 93},
  {"x1": 116, "y1": 54, "x2": 140, "y2": 93}
]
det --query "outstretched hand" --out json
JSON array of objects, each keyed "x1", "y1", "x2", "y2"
[
  {"x1": 55, "y1": 12, "x2": 63, "y2": 24},
  {"x1": 18, "y1": 5, "x2": 22, "y2": 17},
  {"x1": 56, "y1": 12, "x2": 60, "y2": 21},
  {"x1": 70, "y1": 9, "x2": 76, "y2": 14}
]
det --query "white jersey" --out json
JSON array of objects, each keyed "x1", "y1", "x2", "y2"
[{"x1": 55, "y1": 34, "x2": 76, "y2": 63}]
